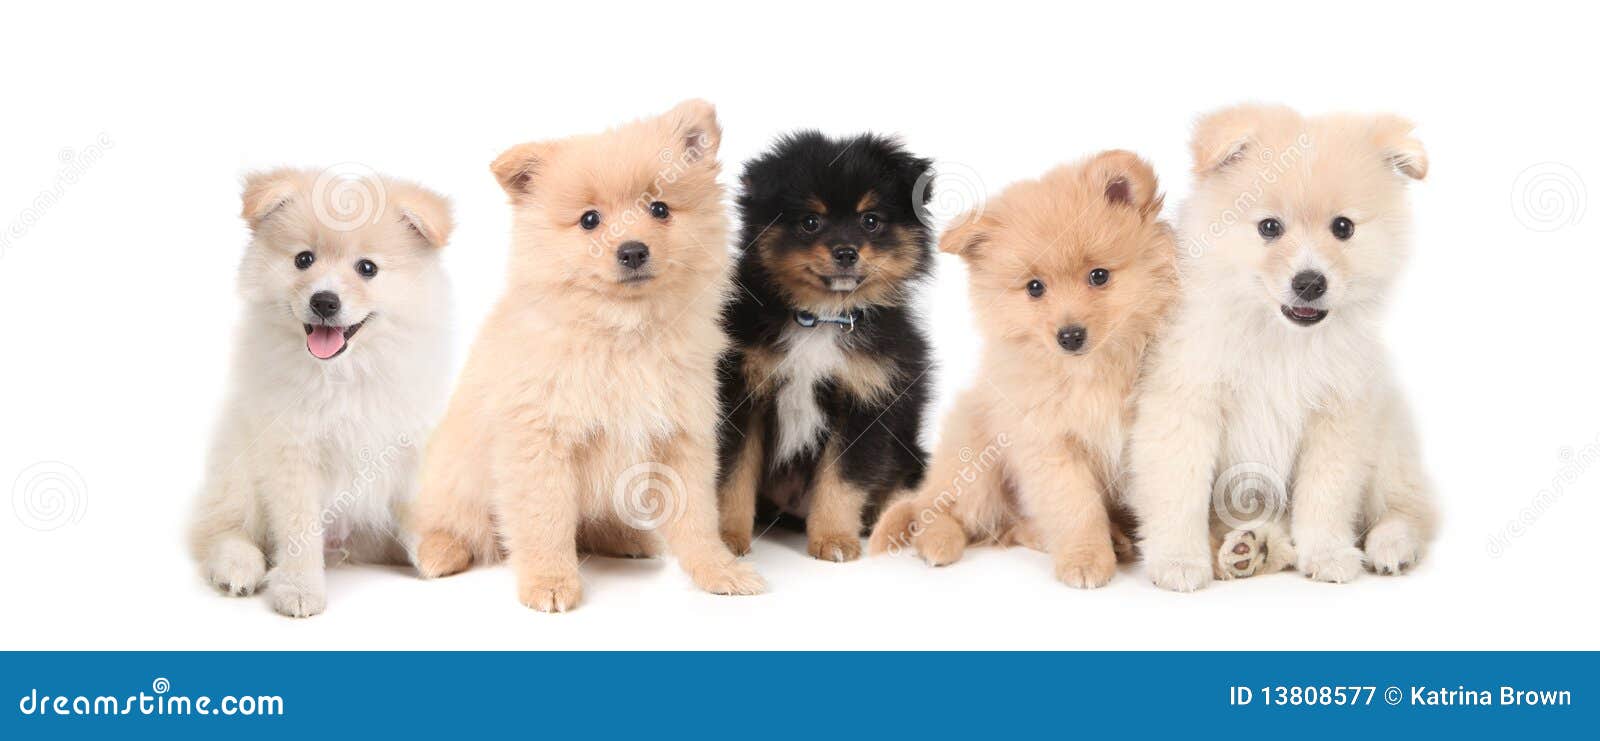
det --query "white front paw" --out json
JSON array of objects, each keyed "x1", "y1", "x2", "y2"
[
  {"x1": 1144, "y1": 551, "x2": 1213, "y2": 592},
  {"x1": 204, "y1": 542, "x2": 266, "y2": 597},
  {"x1": 1364, "y1": 520, "x2": 1422, "y2": 575},
  {"x1": 1298, "y1": 547, "x2": 1364, "y2": 584},
  {"x1": 266, "y1": 568, "x2": 326, "y2": 618}
]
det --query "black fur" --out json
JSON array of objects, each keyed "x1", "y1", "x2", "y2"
[{"x1": 717, "y1": 132, "x2": 935, "y2": 534}]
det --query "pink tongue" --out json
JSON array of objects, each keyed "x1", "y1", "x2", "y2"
[{"x1": 307, "y1": 326, "x2": 346, "y2": 359}]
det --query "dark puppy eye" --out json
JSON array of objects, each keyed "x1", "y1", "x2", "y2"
[
  {"x1": 580, "y1": 210, "x2": 601, "y2": 230},
  {"x1": 1257, "y1": 218, "x2": 1284, "y2": 240},
  {"x1": 801, "y1": 214, "x2": 822, "y2": 234},
  {"x1": 860, "y1": 213, "x2": 881, "y2": 233},
  {"x1": 1026, "y1": 279, "x2": 1045, "y2": 298},
  {"x1": 356, "y1": 259, "x2": 378, "y2": 278},
  {"x1": 1330, "y1": 216, "x2": 1354, "y2": 240},
  {"x1": 650, "y1": 201, "x2": 669, "y2": 220},
  {"x1": 294, "y1": 251, "x2": 315, "y2": 270},
  {"x1": 1088, "y1": 268, "x2": 1110, "y2": 287}
]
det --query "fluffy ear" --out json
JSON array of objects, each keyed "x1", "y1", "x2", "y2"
[
  {"x1": 886, "y1": 143, "x2": 935, "y2": 206},
  {"x1": 938, "y1": 211, "x2": 995, "y2": 258},
  {"x1": 1190, "y1": 104, "x2": 1283, "y2": 175},
  {"x1": 490, "y1": 141, "x2": 557, "y2": 197},
  {"x1": 1087, "y1": 149, "x2": 1162, "y2": 219},
  {"x1": 240, "y1": 169, "x2": 301, "y2": 227},
  {"x1": 1372, "y1": 114, "x2": 1427, "y2": 180},
  {"x1": 394, "y1": 185, "x2": 454, "y2": 247},
  {"x1": 664, "y1": 98, "x2": 721, "y2": 165}
]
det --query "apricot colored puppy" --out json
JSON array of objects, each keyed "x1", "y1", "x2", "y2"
[{"x1": 870, "y1": 151, "x2": 1176, "y2": 588}]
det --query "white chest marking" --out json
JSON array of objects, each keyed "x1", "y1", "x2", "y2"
[{"x1": 772, "y1": 326, "x2": 847, "y2": 465}]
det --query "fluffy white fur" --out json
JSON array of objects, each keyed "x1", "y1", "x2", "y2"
[
  {"x1": 189, "y1": 168, "x2": 454, "y2": 617},
  {"x1": 1126, "y1": 105, "x2": 1438, "y2": 591}
]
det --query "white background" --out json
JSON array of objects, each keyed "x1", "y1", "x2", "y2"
[{"x1": 2, "y1": 1, "x2": 1595, "y2": 650}]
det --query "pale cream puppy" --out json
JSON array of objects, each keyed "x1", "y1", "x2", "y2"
[
  {"x1": 1126, "y1": 105, "x2": 1437, "y2": 591},
  {"x1": 411, "y1": 100, "x2": 764, "y2": 611},
  {"x1": 190, "y1": 168, "x2": 455, "y2": 617},
  {"x1": 869, "y1": 151, "x2": 1176, "y2": 587}
]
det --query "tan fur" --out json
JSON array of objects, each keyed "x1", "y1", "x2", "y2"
[
  {"x1": 838, "y1": 353, "x2": 898, "y2": 403},
  {"x1": 717, "y1": 414, "x2": 764, "y2": 556},
  {"x1": 867, "y1": 150, "x2": 1177, "y2": 588},
  {"x1": 409, "y1": 100, "x2": 764, "y2": 610},
  {"x1": 804, "y1": 438, "x2": 870, "y2": 562},
  {"x1": 757, "y1": 225, "x2": 925, "y2": 313}
]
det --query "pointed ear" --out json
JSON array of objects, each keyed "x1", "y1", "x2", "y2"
[
  {"x1": 240, "y1": 169, "x2": 301, "y2": 228},
  {"x1": 1088, "y1": 149, "x2": 1162, "y2": 219},
  {"x1": 490, "y1": 141, "x2": 556, "y2": 197},
  {"x1": 1373, "y1": 114, "x2": 1427, "y2": 180},
  {"x1": 1190, "y1": 104, "x2": 1275, "y2": 175},
  {"x1": 664, "y1": 98, "x2": 721, "y2": 165},
  {"x1": 394, "y1": 184, "x2": 454, "y2": 247},
  {"x1": 938, "y1": 211, "x2": 995, "y2": 258}
]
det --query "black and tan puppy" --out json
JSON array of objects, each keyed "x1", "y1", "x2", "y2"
[{"x1": 717, "y1": 132, "x2": 934, "y2": 562}]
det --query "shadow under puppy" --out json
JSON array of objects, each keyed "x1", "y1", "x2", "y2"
[
  {"x1": 869, "y1": 151, "x2": 1177, "y2": 588},
  {"x1": 717, "y1": 132, "x2": 935, "y2": 562},
  {"x1": 411, "y1": 100, "x2": 764, "y2": 611},
  {"x1": 190, "y1": 168, "x2": 455, "y2": 617}
]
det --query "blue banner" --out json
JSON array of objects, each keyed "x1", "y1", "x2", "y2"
[{"x1": 2, "y1": 652, "x2": 1590, "y2": 738}]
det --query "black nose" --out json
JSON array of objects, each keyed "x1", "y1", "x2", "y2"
[
  {"x1": 1291, "y1": 270, "x2": 1328, "y2": 301},
  {"x1": 832, "y1": 246, "x2": 859, "y2": 268},
  {"x1": 310, "y1": 291, "x2": 341, "y2": 319},
  {"x1": 1057, "y1": 325, "x2": 1087, "y2": 353},
  {"x1": 617, "y1": 241, "x2": 650, "y2": 270}
]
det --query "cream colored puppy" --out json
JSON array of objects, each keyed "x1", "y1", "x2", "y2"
[
  {"x1": 1127, "y1": 105, "x2": 1437, "y2": 591},
  {"x1": 411, "y1": 101, "x2": 765, "y2": 611},
  {"x1": 190, "y1": 168, "x2": 454, "y2": 617}
]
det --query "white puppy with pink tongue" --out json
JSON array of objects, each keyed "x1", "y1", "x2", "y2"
[{"x1": 189, "y1": 167, "x2": 455, "y2": 617}]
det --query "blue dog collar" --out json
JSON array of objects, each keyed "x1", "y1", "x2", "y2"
[{"x1": 794, "y1": 309, "x2": 865, "y2": 332}]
